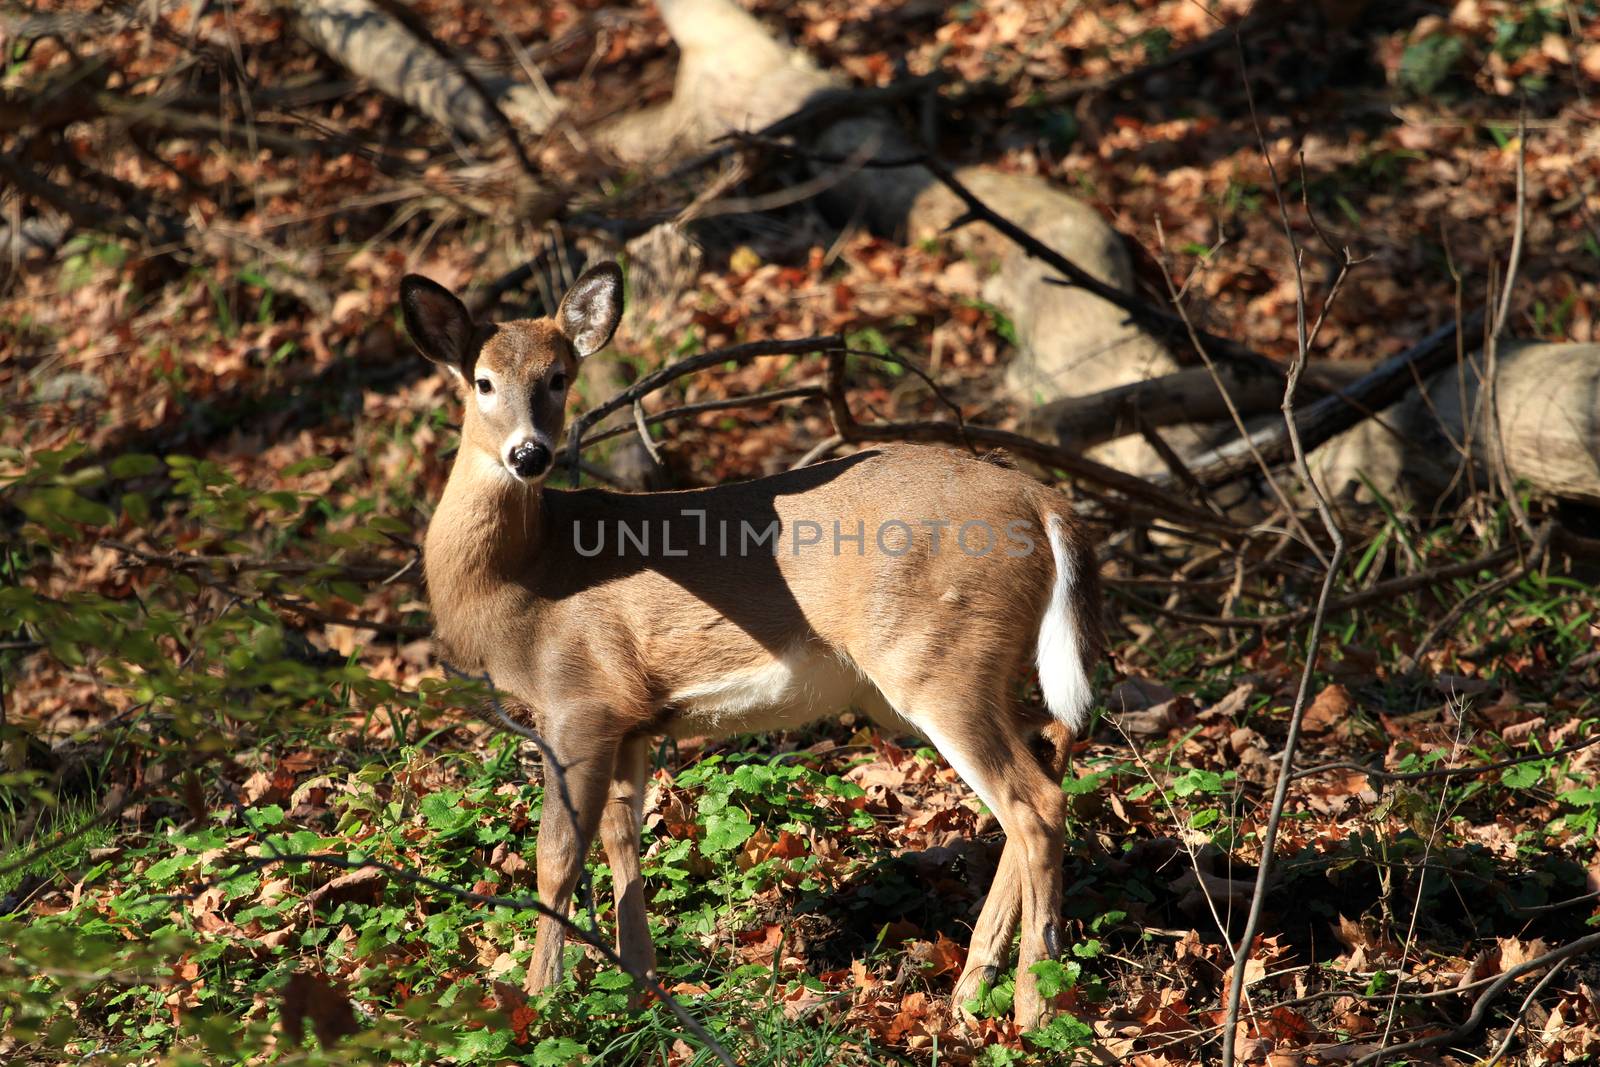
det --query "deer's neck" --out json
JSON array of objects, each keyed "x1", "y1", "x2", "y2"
[{"x1": 425, "y1": 450, "x2": 544, "y2": 667}]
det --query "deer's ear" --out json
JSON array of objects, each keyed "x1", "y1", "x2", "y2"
[
  {"x1": 556, "y1": 262, "x2": 623, "y2": 360},
  {"x1": 400, "y1": 274, "x2": 474, "y2": 377}
]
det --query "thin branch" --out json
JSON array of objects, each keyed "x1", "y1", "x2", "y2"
[
  {"x1": 1221, "y1": 26, "x2": 1350, "y2": 1066},
  {"x1": 98, "y1": 541, "x2": 419, "y2": 583},
  {"x1": 1352, "y1": 933, "x2": 1600, "y2": 1067},
  {"x1": 582, "y1": 386, "x2": 822, "y2": 449},
  {"x1": 1407, "y1": 521, "x2": 1553, "y2": 667},
  {"x1": 1484, "y1": 960, "x2": 1568, "y2": 1067},
  {"x1": 1153, "y1": 216, "x2": 1328, "y2": 565},
  {"x1": 105, "y1": 541, "x2": 429, "y2": 637},
  {"x1": 1484, "y1": 112, "x2": 1538, "y2": 544},
  {"x1": 1290, "y1": 728, "x2": 1600, "y2": 785},
  {"x1": 563, "y1": 335, "x2": 845, "y2": 481},
  {"x1": 630, "y1": 397, "x2": 664, "y2": 466}
]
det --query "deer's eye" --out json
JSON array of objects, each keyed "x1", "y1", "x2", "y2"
[
  {"x1": 475, "y1": 378, "x2": 493, "y2": 395},
  {"x1": 549, "y1": 372, "x2": 568, "y2": 393}
]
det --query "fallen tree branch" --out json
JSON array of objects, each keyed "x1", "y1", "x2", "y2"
[
  {"x1": 1222, "y1": 31, "x2": 1350, "y2": 1065},
  {"x1": 292, "y1": 0, "x2": 549, "y2": 146},
  {"x1": 920, "y1": 154, "x2": 1290, "y2": 383},
  {"x1": 1042, "y1": 360, "x2": 1373, "y2": 450},
  {"x1": 362, "y1": 0, "x2": 541, "y2": 180},
  {"x1": 1188, "y1": 308, "x2": 1485, "y2": 488},
  {"x1": 1351, "y1": 932, "x2": 1600, "y2": 1067},
  {"x1": 820, "y1": 352, "x2": 1241, "y2": 534},
  {"x1": 1290, "y1": 727, "x2": 1600, "y2": 785}
]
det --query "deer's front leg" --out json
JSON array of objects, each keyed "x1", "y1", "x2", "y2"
[
  {"x1": 599, "y1": 735, "x2": 654, "y2": 999},
  {"x1": 524, "y1": 736, "x2": 614, "y2": 996}
]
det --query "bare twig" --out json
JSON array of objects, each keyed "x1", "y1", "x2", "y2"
[
  {"x1": 1184, "y1": 309, "x2": 1483, "y2": 489},
  {"x1": 1153, "y1": 216, "x2": 1328, "y2": 564},
  {"x1": 1352, "y1": 933, "x2": 1600, "y2": 1067},
  {"x1": 582, "y1": 386, "x2": 823, "y2": 449},
  {"x1": 1290, "y1": 727, "x2": 1600, "y2": 786},
  {"x1": 97, "y1": 542, "x2": 418, "y2": 583},
  {"x1": 1407, "y1": 520, "x2": 1553, "y2": 667},
  {"x1": 105, "y1": 541, "x2": 429, "y2": 637},
  {"x1": 1221, "y1": 28, "x2": 1350, "y2": 1067},
  {"x1": 1483, "y1": 960, "x2": 1569, "y2": 1066},
  {"x1": 1484, "y1": 113, "x2": 1538, "y2": 544},
  {"x1": 563, "y1": 335, "x2": 845, "y2": 481},
  {"x1": 630, "y1": 397, "x2": 664, "y2": 466}
]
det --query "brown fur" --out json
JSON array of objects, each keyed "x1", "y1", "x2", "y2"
[{"x1": 401, "y1": 265, "x2": 1105, "y2": 1028}]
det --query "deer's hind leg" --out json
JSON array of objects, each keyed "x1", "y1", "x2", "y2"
[
  {"x1": 905, "y1": 697, "x2": 1068, "y2": 1031},
  {"x1": 949, "y1": 721, "x2": 1075, "y2": 1019}
]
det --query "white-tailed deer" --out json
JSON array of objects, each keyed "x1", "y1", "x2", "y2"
[{"x1": 400, "y1": 263, "x2": 1104, "y2": 1028}]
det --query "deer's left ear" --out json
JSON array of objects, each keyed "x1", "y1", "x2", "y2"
[{"x1": 556, "y1": 262, "x2": 623, "y2": 360}]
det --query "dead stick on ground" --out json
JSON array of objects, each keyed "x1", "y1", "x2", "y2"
[
  {"x1": 1483, "y1": 958, "x2": 1569, "y2": 1067},
  {"x1": 1406, "y1": 520, "x2": 1553, "y2": 667},
  {"x1": 1220, "y1": 29, "x2": 1349, "y2": 1067},
  {"x1": 1351, "y1": 932, "x2": 1600, "y2": 1067}
]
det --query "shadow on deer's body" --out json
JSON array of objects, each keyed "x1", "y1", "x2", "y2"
[{"x1": 400, "y1": 263, "x2": 1104, "y2": 1028}]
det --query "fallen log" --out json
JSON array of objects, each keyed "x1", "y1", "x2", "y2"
[
  {"x1": 1184, "y1": 310, "x2": 1483, "y2": 488},
  {"x1": 1046, "y1": 361, "x2": 1373, "y2": 451},
  {"x1": 292, "y1": 0, "x2": 556, "y2": 144},
  {"x1": 1313, "y1": 340, "x2": 1600, "y2": 506}
]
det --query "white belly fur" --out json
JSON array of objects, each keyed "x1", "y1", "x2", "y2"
[{"x1": 666, "y1": 645, "x2": 879, "y2": 737}]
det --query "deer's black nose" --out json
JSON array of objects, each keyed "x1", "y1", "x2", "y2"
[{"x1": 510, "y1": 441, "x2": 551, "y2": 478}]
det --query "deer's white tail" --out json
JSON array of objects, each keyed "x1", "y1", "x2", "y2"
[{"x1": 1036, "y1": 513, "x2": 1095, "y2": 736}]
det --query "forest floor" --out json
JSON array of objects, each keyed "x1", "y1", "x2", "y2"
[{"x1": 3, "y1": 1, "x2": 1600, "y2": 1064}]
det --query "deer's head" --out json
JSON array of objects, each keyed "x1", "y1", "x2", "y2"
[{"x1": 400, "y1": 263, "x2": 623, "y2": 483}]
